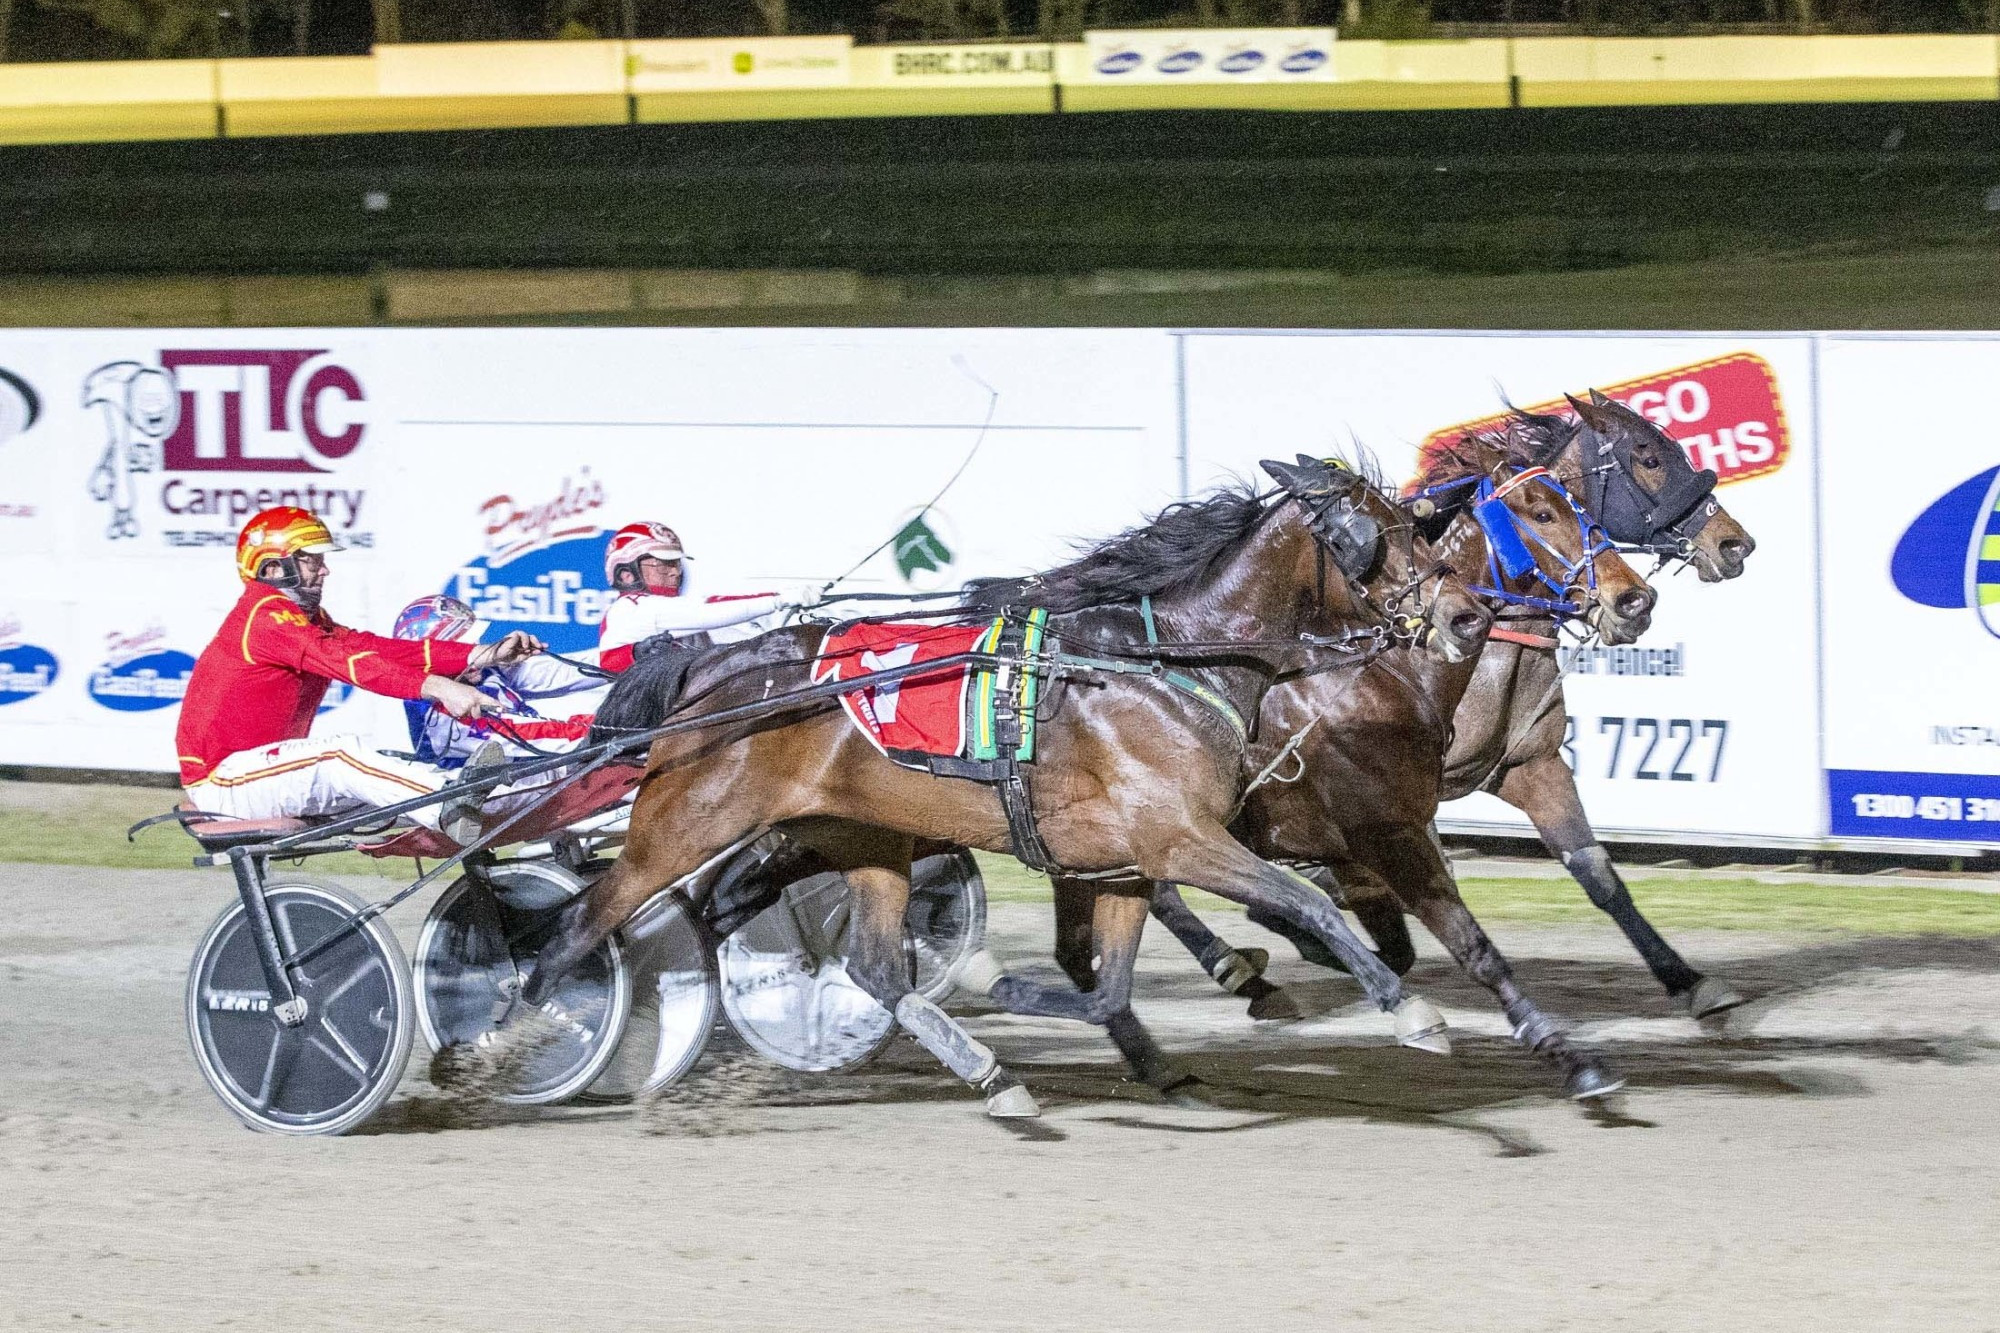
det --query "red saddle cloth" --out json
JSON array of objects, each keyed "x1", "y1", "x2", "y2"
[{"x1": 811, "y1": 620, "x2": 990, "y2": 760}]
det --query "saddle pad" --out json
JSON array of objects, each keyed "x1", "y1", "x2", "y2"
[{"x1": 811, "y1": 620, "x2": 990, "y2": 761}]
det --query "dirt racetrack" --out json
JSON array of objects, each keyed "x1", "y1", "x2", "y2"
[{"x1": 4, "y1": 861, "x2": 1998, "y2": 1332}]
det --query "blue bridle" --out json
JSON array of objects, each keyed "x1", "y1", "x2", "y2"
[{"x1": 1408, "y1": 466, "x2": 1616, "y2": 619}]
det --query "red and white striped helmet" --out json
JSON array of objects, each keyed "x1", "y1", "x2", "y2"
[{"x1": 603, "y1": 521, "x2": 686, "y2": 585}]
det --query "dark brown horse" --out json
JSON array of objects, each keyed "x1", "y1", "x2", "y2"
[
  {"x1": 1103, "y1": 435, "x2": 1656, "y2": 1098},
  {"x1": 1183, "y1": 392, "x2": 1757, "y2": 1021},
  {"x1": 486, "y1": 457, "x2": 1494, "y2": 1116}
]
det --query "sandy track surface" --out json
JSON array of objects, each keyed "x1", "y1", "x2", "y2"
[{"x1": 4, "y1": 862, "x2": 1998, "y2": 1331}]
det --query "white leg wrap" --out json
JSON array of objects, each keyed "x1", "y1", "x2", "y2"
[{"x1": 895, "y1": 993, "x2": 999, "y2": 1086}]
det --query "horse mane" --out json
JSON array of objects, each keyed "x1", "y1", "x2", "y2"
[
  {"x1": 1414, "y1": 428, "x2": 1538, "y2": 487},
  {"x1": 963, "y1": 480, "x2": 1275, "y2": 615}
]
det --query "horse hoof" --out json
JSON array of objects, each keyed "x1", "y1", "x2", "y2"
[
  {"x1": 1393, "y1": 996, "x2": 1451, "y2": 1055},
  {"x1": 1247, "y1": 987, "x2": 1303, "y2": 1022},
  {"x1": 1157, "y1": 1074, "x2": 1212, "y2": 1109},
  {"x1": 1565, "y1": 1061, "x2": 1627, "y2": 1101},
  {"x1": 1681, "y1": 976, "x2": 1747, "y2": 1019},
  {"x1": 949, "y1": 948, "x2": 1008, "y2": 998},
  {"x1": 985, "y1": 1084, "x2": 1041, "y2": 1119},
  {"x1": 1239, "y1": 947, "x2": 1270, "y2": 977}
]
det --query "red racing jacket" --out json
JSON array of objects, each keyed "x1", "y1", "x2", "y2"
[{"x1": 177, "y1": 586, "x2": 475, "y2": 784}]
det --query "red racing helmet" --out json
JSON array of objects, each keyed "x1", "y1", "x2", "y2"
[{"x1": 604, "y1": 521, "x2": 686, "y2": 589}]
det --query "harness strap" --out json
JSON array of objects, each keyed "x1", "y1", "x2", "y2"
[{"x1": 1489, "y1": 626, "x2": 1561, "y2": 649}]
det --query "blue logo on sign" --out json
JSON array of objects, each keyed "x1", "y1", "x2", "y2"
[
  {"x1": 1890, "y1": 465, "x2": 2000, "y2": 638},
  {"x1": 88, "y1": 649, "x2": 195, "y2": 712},
  {"x1": 1157, "y1": 49, "x2": 1203, "y2": 74},
  {"x1": 1219, "y1": 50, "x2": 1267, "y2": 74},
  {"x1": 318, "y1": 678, "x2": 353, "y2": 715},
  {"x1": 1095, "y1": 49, "x2": 1142, "y2": 75},
  {"x1": 0, "y1": 643, "x2": 57, "y2": 705},
  {"x1": 1280, "y1": 48, "x2": 1329, "y2": 73},
  {"x1": 448, "y1": 532, "x2": 613, "y2": 655}
]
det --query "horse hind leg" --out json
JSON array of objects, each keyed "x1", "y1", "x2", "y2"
[
  {"x1": 1152, "y1": 835, "x2": 1449, "y2": 1054},
  {"x1": 992, "y1": 880, "x2": 1198, "y2": 1098},
  {"x1": 840, "y1": 856, "x2": 1038, "y2": 1119},
  {"x1": 1150, "y1": 882, "x2": 1301, "y2": 1021}
]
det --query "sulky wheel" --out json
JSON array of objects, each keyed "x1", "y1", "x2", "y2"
[
  {"x1": 185, "y1": 878, "x2": 414, "y2": 1137},
  {"x1": 414, "y1": 860, "x2": 630, "y2": 1106},
  {"x1": 577, "y1": 887, "x2": 719, "y2": 1104},
  {"x1": 908, "y1": 847, "x2": 987, "y2": 1002},
  {"x1": 718, "y1": 869, "x2": 899, "y2": 1073}
]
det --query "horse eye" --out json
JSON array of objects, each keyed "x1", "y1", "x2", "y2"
[{"x1": 1534, "y1": 509, "x2": 1557, "y2": 523}]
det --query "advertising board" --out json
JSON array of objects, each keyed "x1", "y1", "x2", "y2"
[
  {"x1": 1177, "y1": 330, "x2": 1822, "y2": 845},
  {"x1": 627, "y1": 36, "x2": 853, "y2": 92},
  {"x1": 1081, "y1": 28, "x2": 1336, "y2": 83},
  {"x1": 0, "y1": 328, "x2": 1174, "y2": 772},
  {"x1": 858, "y1": 43, "x2": 1060, "y2": 87},
  {"x1": 1818, "y1": 336, "x2": 2000, "y2": 844}
]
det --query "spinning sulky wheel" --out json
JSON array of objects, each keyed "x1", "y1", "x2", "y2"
[
  {"x1": 578, "y1": 886, "x2": 719, "y2": 1104},
  {"x1": 718, "y1": 846, "x2": 988, "y2": 1073},
  {"x1": 186, "y1": 878, "x2": 414, "y2": 1137},
  {"x1": 414, "y1": 860, "x2": 631, "y2": 1105}
]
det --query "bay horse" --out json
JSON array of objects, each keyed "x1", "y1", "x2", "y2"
[
  {"x1": 1107, "y1": 435, "x2": 1656, "y2": 1098},
  {"x1": 479, "y1": 457, "x2": 1494, "y2": 1116},
  {"x1": 1185, "y1": 391, "x2": 1759, "y2": 1021}
]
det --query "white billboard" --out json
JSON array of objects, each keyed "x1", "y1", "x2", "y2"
[
  {"x1": 0, "y1": 329, "x2": 1176, "y2": 773},
  {"x1": 1081, "y1": 28, "x2": 1336, "y2": 83},
  {"x1": 0, "y1": 323, "x2": 1988, "y2": 855},
  {"x1": 1176, "y1": 331, "x2": 1822, "y2": 844},
  {"x1": 1818, "y1": 335, "x2": 2000, "y2": 845}
]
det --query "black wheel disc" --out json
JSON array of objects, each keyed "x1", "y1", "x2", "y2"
[{"x1": 186, "y1": 881, "x2": 413, "y2": 1137}]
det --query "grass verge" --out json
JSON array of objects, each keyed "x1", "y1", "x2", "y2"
[{"x1": 8, "y1": 782, "x2": 1998, "y2": 935}]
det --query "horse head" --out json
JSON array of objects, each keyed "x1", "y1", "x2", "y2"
[
  {"x1": 1414, "y1": 431, "x2": 1657, "y2": 647},
  {"x1": 1537, "y1": 390, "x2": 1757, "y2": 583},
  {"x1": 1261, "y1": 454, "x2": 1492, "y2": 663}
]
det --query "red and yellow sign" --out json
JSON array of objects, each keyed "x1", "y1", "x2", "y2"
[{"x1": 1420, "y1": 352, "x2": 1791, "y2": 488}]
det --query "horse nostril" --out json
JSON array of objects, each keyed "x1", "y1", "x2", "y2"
[
  {"x1": 1615, "y1": 587, "x2": 1655, "y2": 620},
  {"x1": 1720, "y1": 537, "x2": 1753, "y2": 564},
  {"x1": 1451, "y1": 610, "x2": 1491, "y2": 641}
]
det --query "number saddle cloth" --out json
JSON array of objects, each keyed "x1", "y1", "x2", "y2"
[{"x1": 810, "y1": 610, "x2": 1051, "y2": 779}]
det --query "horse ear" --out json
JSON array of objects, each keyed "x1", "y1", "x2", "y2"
[
  {"x1": 1589, "y1": 389, "x2": 1614, "y2": 406},
  {"x1": 1567, "y1": 392, "x2": 1617, "y2": 433},
  {"x1": 1260, "y1": 458, "x2": 1303, "y2": 489}
]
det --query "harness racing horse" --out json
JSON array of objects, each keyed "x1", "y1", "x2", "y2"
[
  {"x1": 469, "y1": 458, "x2": 1494, "y2": 1117},
  {"x1": 1189, "y1": 392, "x2": 1759, "y2": 1021},
  {"x1": 1132, "y1": 440, "x2": 1656, "y2": 1097},
  {"x1": 1453, "y1": 391, "x2": 1757, "y2": 1016}
]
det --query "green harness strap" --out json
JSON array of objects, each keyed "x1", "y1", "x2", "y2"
[{"x1": 973, "y1": 599, "x2": 1247, "y2": 758}]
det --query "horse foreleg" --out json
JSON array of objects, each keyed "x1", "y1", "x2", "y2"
[
  {"x1": 1149, "y1": 833, "x2": 1450, "y2": 1054},
  {"x1": 1493, "y1": 755, "x2": 1744, "y2": 1018},
  {"x1": 1357, "y1": 825, "x2": 1623, "y2": 1100},
  {"x1": 1149, "y1": 882, "x2": 1298, "y2": 1020}
]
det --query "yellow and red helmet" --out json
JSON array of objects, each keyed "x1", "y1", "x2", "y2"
[{"x1": 235, "y1": 506, "x2": 342, "y2": 584}]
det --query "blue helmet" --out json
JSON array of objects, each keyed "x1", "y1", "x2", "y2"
[{"x1": 393, "y1": 594, "x2": 481, "y2": 643}]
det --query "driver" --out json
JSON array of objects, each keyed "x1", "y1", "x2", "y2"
[
  {"x1": 596, "y1": 521, "x2": 816, "y2": 672},
  {"x1": 392, "y1": 593, "x2": 604, "y2": 764},
  {"x1": 177, "y1": 507, "x2": 542, "y2": 837}
]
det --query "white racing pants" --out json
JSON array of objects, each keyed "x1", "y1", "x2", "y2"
[{"x1": 185, "y1": 735, "x2": 455, "y2": 831}]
